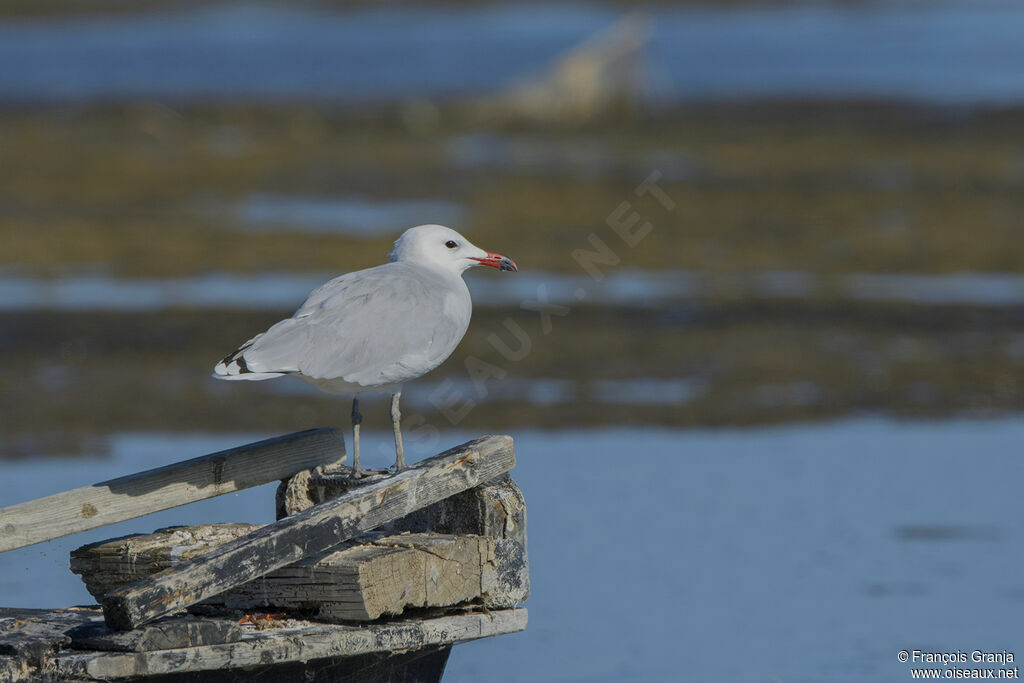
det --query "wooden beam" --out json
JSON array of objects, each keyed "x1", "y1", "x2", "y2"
[
  {"x1": 393, "y1": 474, "x2": 529, "y2": 609},
  {"x1": 224, "y1": 533, "x2": 497, "y2": 621},
  {"x1": 54, "y1": 609, "x2": 527, "y2": 680},
  {"x1": 101, "y1": 436, "x2": 515, "y2": 631},
  {"x1": 0, "y1": 607, "x2": 97, "y2": 666},
  {"x1": 68, "y1": 617, "x2": 244, "y2": 653},
  {"x1": 0, "y1": 428, "x2": 345, "y2": 554},
  {"x1": 0, "y1": 656, "x2": 21, "y2": 682},
  {"x1": 72, "y1": 526, "x2": 502, "y2": 622},
  {"x1": 71, "y1": 524, "x2": 262, "y2": 602}
]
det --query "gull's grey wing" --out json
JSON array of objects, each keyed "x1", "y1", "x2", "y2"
[{"x1": 234, "y1": 262, "x2": 472, "y2": 387}]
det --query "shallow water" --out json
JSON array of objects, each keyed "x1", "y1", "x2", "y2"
[
  {"x1": 4, "y1": 269, "x2": 1024, "y2": 311},
  {"x1": 1, "y1": 3, "x2": 1021, "y2": 679},
  {"x1": 1, "y1": 419, "x2": 1021, "y2": 682},
  {"x1": 228, "y1": 195, "x2": 465, "y2": 236},
  {"x1": 1, "y1": 1, "x2": 1024, "y2": 104}
]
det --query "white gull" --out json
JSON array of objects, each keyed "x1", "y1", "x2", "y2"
[{"x1": 213, "y1": 224, "x2": 517, "y2": 477}]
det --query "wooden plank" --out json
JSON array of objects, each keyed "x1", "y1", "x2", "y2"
[
  {"x1": 394, "y1": 474, "x2": 529, "y2": 609},
  {"x1": 72, "y1": 526, "x2": 500, "y2": 622},
  {"x1": 70, "y1": 524, "x2": 261, "y2": 602},
  {"x1": 224, "y1": 533, "x2": 496, "y2": 621},
  {"x1": 0, "y1": 607, "x2": 98, "y2": 670},
  {"x1": 67, "y1": 616, "x2": 244, "y2": 653},
  {"x1": 101, "y1": 435, "x2": 515, "y2": 630},
  {"x1": 0, "y1": 428, "x2": 345, "y2": 553},
  {"x1": 0, "y1": 655, "x2": 23, "y2": 683},
  {"x1": 320, "y1": 533, "x2": 493, "y2": 621},
  {"x1": 53, "y1": 609, "x2": 527, "y2": 680}
]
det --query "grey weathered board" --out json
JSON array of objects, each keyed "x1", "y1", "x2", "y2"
[
  {"x1": 0, "y1": 656, "x2": 20, "y2": 682},
  {"x1": 393, "y1": 474, "x2": 530, "y2": 609},
  {"x1": 101, "y1": 435, "x2": 515, "y2": 630},
  {"x1": 71, "y1": 524, "x2": 262, "y2": 602},
  {"x1": 72, "y1": 527, "x2": 502, "y2": 622},
  {"x1": 226, "y1": 532, "x2": 496, "y2": 620},
  {"x1": 67, "y1": 616, "x2": 244, "y2": 653},
  {"x1": 276, "y1": 464, "x2": 529, "y2": 611},
  {"x1": 0, "y1": 428, "x2": 345, "y2": 553},
  {"x1": 0, "y1": 606, "x2": 527, "y2": 681},
  {"x1": 0, "y1": 606, "x2": 98, "y2": 671},
  {"x1": 53, "y1": 609, "x2": 527, "y2": 681}
]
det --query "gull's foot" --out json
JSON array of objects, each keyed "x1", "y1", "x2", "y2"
[
  {"x1": 313, "y1": 459, "x2": 348, "y2": 478},
  {"x1": 349, "y1": 466, "x2": 389, "y2": 480}
]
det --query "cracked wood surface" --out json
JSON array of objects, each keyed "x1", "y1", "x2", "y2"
[
  {"x1": 0, "y1": 607, "x2": 527, "y2": 681},
  {"x1": 226, "y1": 532, "x2": 496, "y2": 621},
  {"x1": 74, "y1": 527, "x2": 502, "y2": 623},
  {"x1": 71, "y1": 524, "x2": 261, "y2": 602},
  {"x1": 100, "y1": 435, "x2": 515, "y2": 630},
  {"x1": 392, "y1": 474, "x2": 529, "y2": 609},
  {"x1": 66, "y1": 616, "x2": 244, "y2": 653},
  {"x1": 56, "y1": 609, "x2": 527, "y2": 680}
]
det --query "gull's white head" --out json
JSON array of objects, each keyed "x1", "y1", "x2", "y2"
[{"x1": 388, "y1": 224, "x2": 518, "y2": 275}]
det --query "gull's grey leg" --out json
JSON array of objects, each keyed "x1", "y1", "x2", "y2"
[
  {"x1": 350, "y1": 395, "x2": 365, "y2": 478},
  {"x1": 391, "y1": 391, "x2": 405, "y2": 471}
]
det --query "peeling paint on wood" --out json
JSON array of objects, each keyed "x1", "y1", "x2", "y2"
[
  {"x1": 53, "y1": 609, "x2": 527, "y2": 680},
  {"x1": 393, "y1": 474, "x2": 529, "y2": 608},
  {"x1": 0, "y1": 607, "x2": 97, "y2": 670},
  {"x1": 73, "y1": 528, "x2": 505, "y2": 623},
  {"x1": 3, "y1": 433, "x2": 528, "y2": 681},
  {"x1": 71, "y1": 524, "x2": 261, "y2": 602},
  {"x1": 67, "y1": 616, "x2": 244, "y2": 653},
  {"x1": 0, "y1": 607, "x2": 526, "y2": 681},
  {"x1": 100, "y1": 435, "x2": 515, "y2": 630}
]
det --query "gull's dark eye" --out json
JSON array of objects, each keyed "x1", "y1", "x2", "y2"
[{"x1": 445, "y1": 240, "x2": 458, "y2": 249}]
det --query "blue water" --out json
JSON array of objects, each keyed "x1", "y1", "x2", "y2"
[
  {"x1": 1, "y1": 419, "x2": 1022, "y2": 682},
  {"x1": 230, "y1": 195, "x2": 465, "y2": 236},
  {"x1": 1, "y1": 2, "x2": 1023, "y2": 104},
  {"x1": 3, "y1": 269, "x2": 1024, "y2": 311}
]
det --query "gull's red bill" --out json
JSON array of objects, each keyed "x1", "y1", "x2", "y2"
[{"x1": 471, "y1": 251, "x2": 518, "y2": 272}]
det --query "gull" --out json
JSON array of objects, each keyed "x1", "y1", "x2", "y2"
[{"x1": 213, "y1": 224, "x2": 518, "y2": 477}]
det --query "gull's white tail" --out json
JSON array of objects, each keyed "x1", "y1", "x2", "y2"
[{"x1": 213, "y1": 335, "x2": 285, "y2": 381}]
